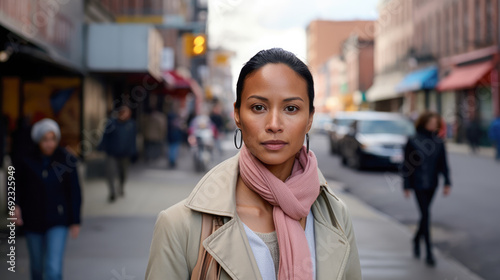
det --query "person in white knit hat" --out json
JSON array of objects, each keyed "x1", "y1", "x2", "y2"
[{"x1": 14, "y1": 118, "x2": 82, "y2": 280}]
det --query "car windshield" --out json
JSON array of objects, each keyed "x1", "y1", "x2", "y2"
[
  {"x1": 335, "y1": 118, "x2": 354, "y2": 127},
  {"x1": 358, "y1": 119, "x2": 415, "y2": 135}
]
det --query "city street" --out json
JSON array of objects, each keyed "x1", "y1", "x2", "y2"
[
  {"x1": 2, "y1": 1, "x2": 499, "y2": 280},
  {"x1": 0, "y1": 135, "x2": 486, "y2": 280},
  {"x1": 312, "y1": 132, "x2": 499, "y2": 280}
]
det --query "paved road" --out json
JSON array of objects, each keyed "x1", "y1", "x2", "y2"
[{"x1": 311, "y1": 132, "x2": 499, "y2": 280}]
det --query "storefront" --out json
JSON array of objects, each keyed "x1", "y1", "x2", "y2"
[
  {"x1": 1, "y1": 1, "x2": 85, "y2": 162},
  {"x1": 437, "y1": 47, "x2": 499, "y2": 145}
]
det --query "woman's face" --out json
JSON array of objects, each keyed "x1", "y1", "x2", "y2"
[
  {"x1": 425, "y1": 116, "x2": 439, "y2": 132},
  {"x1": 234, "y1": 63, "x2": 314, "y2": 167},
  {"x1": 39, "y1": 131, "x2": 58, "y2": 156}
]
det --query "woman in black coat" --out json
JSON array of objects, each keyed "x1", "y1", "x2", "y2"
[
  {"x1": 402, "y1": 112, "x2": 451, "y2": 267},
  {"x1": 14, "y1": 118, "x2": 82, "y2": 280}
]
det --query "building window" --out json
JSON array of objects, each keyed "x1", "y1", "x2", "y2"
[
  {"x1": 445, "y1": 7, "x2": 450, "y2": 56},
  {"x1": 463, "y1": 0, "x2": 469, "y2": 50},
  {"x1": 436, "y1": 12, "x2": 441, "y2": 57},
  {"x1": 486, "y1": 0, "x2": 493, "y2": 43},
  {"x1": 475, "y1": 0, "x2": 481, "y2": 43},
  {"x1": 427, "y1": 15, "x2": 432, "y2": 54},
  {"x1": 453, "y1": 2, "x2": 460, "y2": 53}
]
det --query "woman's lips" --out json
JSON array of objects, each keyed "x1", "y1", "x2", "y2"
[{"x1": 262, "y1": 140, "x2": 287, "y2": 150}]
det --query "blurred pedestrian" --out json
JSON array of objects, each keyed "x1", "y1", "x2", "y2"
[
  {"x1": 98, "y1": 105, "x2": 137, "y2": 202},
  {"x1": 166, "y1": 108, "x2": 183, "y2": 169},
  {"x1": 402, "y1": 111, "x2": 451, "y2": 267},
  {"x1": 466, "y1": 116, "x2": 481, "y2": 154},
  {"x1": 437, "y1": 116, "x2": 447, "y2": 140},
  {"x1": 15, "y1": 118, "x2": 82, "y2": 280},
  {"x1": 210, "y1": 102, "x2": 225, "y2": 155},
  {"x1": 143, "y1": 108, "x2": 166, "y2": 163},
  {"x1": 146, "y1": 48, "x2": 361, "y2": 279},
  {"x1": 489, "y1": 115, "x2": 500, "y2": 161}
]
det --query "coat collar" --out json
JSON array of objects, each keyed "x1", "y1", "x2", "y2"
[{"x1": 184, "y1": 153, "x2": 349, "y2": 280}]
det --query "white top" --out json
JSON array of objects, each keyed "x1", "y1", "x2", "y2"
[{"x1": 242, "y1": 210, "x2": 316, "y2": 280}]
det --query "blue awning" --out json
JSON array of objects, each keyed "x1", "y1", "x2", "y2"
[{"x1": 395, "y1": 66, "x2": 439, "y2": 93}]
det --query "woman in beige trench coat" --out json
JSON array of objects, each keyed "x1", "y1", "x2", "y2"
[{"x1": 146, "y1": 48, "x2": 362, "y2": 280}]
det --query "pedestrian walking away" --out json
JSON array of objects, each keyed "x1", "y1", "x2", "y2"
[
  {"x1": 210, "y1": 101, "x2": 226, "y2": 156},
  {"x1": 402, "y1": 111, "x2": 452, "y2": 267},
  {"x1": 166, "y1": 107, "x2": 184, "y2": 169},
  {"x1": 98, "y1": 105, "x2": 137, "y2": 202},
  {"x1": 143, "y1": 108, "x2": 167, "y2": 163},
  {"x1": 146, "y1": 48, "x2": 361, "y2": 280},
  {"x1": 488, "y1": 115, "x2": 500, "y2": 161},
  {"x1": 14, "y1": 118, "x2": 82, "y2": 280},
  {"x1": 466, "y1": 116, "x2": 481, "y2": 154}
]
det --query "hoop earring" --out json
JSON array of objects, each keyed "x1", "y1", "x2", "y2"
[
  {"x1": 306, "y1": 133, "x2": 310, "y2": 153},
  {"x1": 234, "y1": 128, "x2": 242, "y2": 149}
]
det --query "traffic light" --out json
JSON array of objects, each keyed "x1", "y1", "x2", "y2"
[{"x1": 184, "y1": 33, "x2": 207, "y2": 57}]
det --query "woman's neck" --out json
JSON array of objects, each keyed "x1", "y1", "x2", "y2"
[{"x1": 263, "y1": 155, "x2": 296, "y2": 182}]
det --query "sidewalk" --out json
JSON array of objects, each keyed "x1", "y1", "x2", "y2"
[
  {"x1": 446, "y1": 142, "x2": 496, "y2": 158},
  {"x1": 0, "y1": 141, "x2": 484, "y2": 280}
]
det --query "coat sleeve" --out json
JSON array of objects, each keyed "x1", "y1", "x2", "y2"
[
  {"x1": 439, "y1": 143, "x2": 452, "y2": 186},
  {"x1": 145, "y1": 208, "x2": 191, "y2": 280},
  {"x1": 341, "y1": 200, "x2": 362, "y2": 280},
  {"x1": 401, "y1": 139, "x2": 414, "y2": 190},
  {"x1": 68, "y1": 159, "x2": 82, "y2": 225}
]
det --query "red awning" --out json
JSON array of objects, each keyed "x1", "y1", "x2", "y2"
[
  {"x1": 163, "y1": 70, "x2": 191, "y2": 89},
  {"x1": 153, "y1": 70, "x2": 191, "y2": 97},
  {"x1": 437, "y1": 60, "x2": 494, "y2": 91}
]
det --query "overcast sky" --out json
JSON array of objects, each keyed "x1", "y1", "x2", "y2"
[{"x1": 208, "y1": 0, "x2": 378, "y2": 90}]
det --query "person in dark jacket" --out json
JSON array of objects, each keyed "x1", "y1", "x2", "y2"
[
  {"x1": 98, "y1": 105, "x2": 137, "y2": 202},
  {"x1": 489, "y1": 115, "x2": 500, "y2": 161},
  {"x1": 166, "y1": 109, "x2": 183, "y2": 169},
  {"x1": 14, "y1": 118, "x2": 82, "y2": 280},
  {"x1": 402, "y1": 112, "x2": 451, "y2": 267},
  {"x1": 466, "y1": 116, "x2": 481, "y2": 153}
]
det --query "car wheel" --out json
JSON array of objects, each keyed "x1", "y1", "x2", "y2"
[
  {"x1": 352, "y1": 151, "x2": 364, "y2": 170},
  {"x1": 330, "y1": 140, "x2": 336, "y2": 155}
]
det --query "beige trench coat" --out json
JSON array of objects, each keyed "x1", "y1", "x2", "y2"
[{"x1": 146, "y1": 153, "x2": 362, "y2": 280}]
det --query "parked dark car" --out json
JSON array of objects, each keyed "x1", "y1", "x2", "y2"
[
  {"x1": 328, "y1": 112, "x2": 357, "y2": 154},
  {"x1": 339, "y1": 112, "x2": 415, "y2": 169}
]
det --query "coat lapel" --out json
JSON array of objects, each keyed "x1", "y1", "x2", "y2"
[
  {"x1": 203, "y1": 218, "x2": 263, "y2": 280},
  {"x1": 185, "y1": 154, "x2": 264, "y2": 279},
  {"x1": 312, "y1": 191, "x2": 350, "y2": 280}
]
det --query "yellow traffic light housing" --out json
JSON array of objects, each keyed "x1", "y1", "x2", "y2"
[{"x1": 184, "y1": 33, "x2": 207, "y2": 57}]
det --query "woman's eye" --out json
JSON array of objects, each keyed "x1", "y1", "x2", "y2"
[
  {"x1": 252, "y1": 105, "x2": 265, "y2": 112},
  {"x1": 285, "y1": 106, "x2": 298, "y2": 112}
]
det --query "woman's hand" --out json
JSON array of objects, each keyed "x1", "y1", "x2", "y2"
[
  {"x1": 404, "y1": 189, "x2": 411, "y2": 199},
  {"x1": 69, "y1": 224, "x2": 80, "y2": 239},
  {"x1": 14, "y1": 206, "x2": 23, "y2": 226},
  {"x1": 443, "y1": 185, "x2": 451, "y2": 196}
]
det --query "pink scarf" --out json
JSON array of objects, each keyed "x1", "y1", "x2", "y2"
[{"x1": 239, "y1": 144, "x2": 320, "y2": 280}]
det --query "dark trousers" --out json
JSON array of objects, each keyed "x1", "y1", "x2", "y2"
[
  {"x1": 106, "y1": 156, "x2": 129, "y2": 198},
  {"x1": 413, "y1": 187, "x2": 437, "y2": 258}
]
